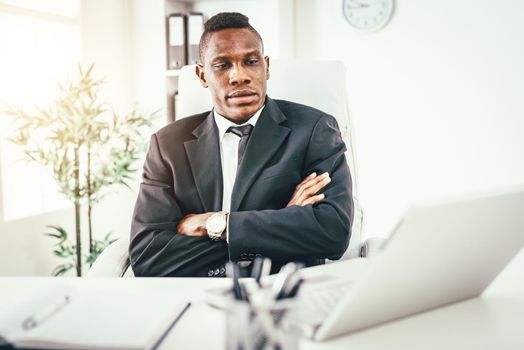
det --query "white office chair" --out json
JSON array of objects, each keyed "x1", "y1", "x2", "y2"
[
  {"x1": 88, "y1": 237, "x2": 133, "y2": 277},
  {"x1": 88, "y1": 60, "x2": 384, "y2": 278},
  {"x1": 178, "y1": 60, "x2": 365, "y2": 257}
]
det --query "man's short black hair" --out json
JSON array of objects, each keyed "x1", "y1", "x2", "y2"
[{"x1": 198, "y1": 12, "x2": 264, "y2": 64}]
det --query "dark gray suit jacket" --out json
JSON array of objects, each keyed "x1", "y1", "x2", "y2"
[{"x1": 130, "y1": 97, "x2": 353, "y2": 277}]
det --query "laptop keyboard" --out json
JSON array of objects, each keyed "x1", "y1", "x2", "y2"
[{"x1": 294, "y1": 280, "x2": 352, "y2": 328}]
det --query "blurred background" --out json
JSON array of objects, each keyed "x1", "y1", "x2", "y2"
[{"x1": 0, "y1": 0, "x2": 523, "y2": 275}]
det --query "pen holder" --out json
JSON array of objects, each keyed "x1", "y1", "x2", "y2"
[{"x1": 225, "y1": 296, "x2": 299, "y2": 350}]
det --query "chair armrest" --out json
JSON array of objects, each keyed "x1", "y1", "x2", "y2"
[
  {"x1": 360, "y1": 236, "x2": 388, "y2": 258},
  {"x1": 87, "y1": 237, "x2": 134, "y2": 277}
]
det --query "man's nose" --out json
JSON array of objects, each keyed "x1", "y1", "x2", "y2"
[{"x1": 229, "y1": 64, "x2": 251, "y2": 85}]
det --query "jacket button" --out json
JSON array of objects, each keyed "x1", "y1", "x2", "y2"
[
  {"x1": 255, "y1": 254, "x2": 262, "y2": 258},
  {"x1": 220, "y1": 267, "x2": 226, "y2": 275},
  {"x1": 248, "y1": 253, "x2": 254, "y2": 259},
  {"x1": 240, "y1": 253, "x2": 247, "y2": 259},
  {"x1": 208, "y1": 270, "x2": 214, "y2": 277},
  {"x1": 214, "y1": 268, "x2": 220, "y2": 276}
]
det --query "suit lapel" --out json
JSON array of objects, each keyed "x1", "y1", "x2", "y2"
[
  {"x1": 231, "y1": 98, "x2": 290, "y2": 211},
  {"x1": 184, "y1": 112, "x2": 223, "y2": 213}
]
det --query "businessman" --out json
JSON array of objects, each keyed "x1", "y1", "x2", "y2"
[{"x1": 130, "y1": 12, "x2": 353, "y2": 277}]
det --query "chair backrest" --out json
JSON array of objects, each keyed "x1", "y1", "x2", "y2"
[
  {"x1": 87, "y1": 236, "x2": 134, "y2": 277},
  {"x1": 177, "y1": 60, "x2": 362, "y2": 258}
]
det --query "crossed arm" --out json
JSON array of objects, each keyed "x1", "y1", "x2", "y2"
[{"x1": 177, "y1": 172, "x2": 332, "y2": 238}]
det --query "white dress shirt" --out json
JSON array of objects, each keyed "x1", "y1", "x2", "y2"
[
  {"x1": 213, "y1": 105, "x2": 264, "y2": 241},
  {"x1": 213, "y1": 106, "x2": 264, "y2": 212}
]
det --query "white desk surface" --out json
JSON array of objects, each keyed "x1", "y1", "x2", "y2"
[{"x1": 1, "y1": 248, "x2": 523, "y2": 350}]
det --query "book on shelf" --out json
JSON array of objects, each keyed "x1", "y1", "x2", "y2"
[
  {"x1": 167, "y1": 13, "x2": 187, "y2": 69},
  {"x1": 187, "y1": 12, "x2": 204, "y2": 65},
  {"x1": 0, "y1": 286, "x2": 189, "y2": 350}
]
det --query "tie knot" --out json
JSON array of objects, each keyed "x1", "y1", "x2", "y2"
[{"x1": 227, "y1": 124, "x2": 253, "y2": 138}]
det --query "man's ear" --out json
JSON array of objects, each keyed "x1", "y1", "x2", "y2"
[
  {"x1": 195, "y1": 64, "x2": 208, "y2": 88},
  {"x1": 264, "y1": 56, "x2": 270, "y2": 80}
]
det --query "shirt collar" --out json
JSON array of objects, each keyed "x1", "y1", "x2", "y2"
[{"x1": 213, "y1": 104, "x2": 265, "y2": 139}]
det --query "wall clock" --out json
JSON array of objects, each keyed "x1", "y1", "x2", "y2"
[{"x1": 342, "y1": 0, "x2": 394, "y2": 32}]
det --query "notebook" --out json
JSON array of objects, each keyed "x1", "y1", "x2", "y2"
[
  {"x1": 301, "y1": 189, "x2": 524, "y2": 340},
  {"x1": 0, "y1": 285, "x2": 189, "y2": 350}
]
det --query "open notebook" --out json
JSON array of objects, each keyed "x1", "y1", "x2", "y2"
[{"x1": 0, "y1": 285, "x2": 189, "y2": 350}]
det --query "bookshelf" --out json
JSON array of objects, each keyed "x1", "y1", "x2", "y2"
[{"x1": 163, "y1": 1, "x2": 191, "y2": 122}]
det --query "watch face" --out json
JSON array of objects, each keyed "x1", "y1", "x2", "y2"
[
  {"x1": 207, "y1": 213, "x2": 226, "y2": 234},
  {"x1": 343, "y1": 0, "x2": 393, "y2": 32}
]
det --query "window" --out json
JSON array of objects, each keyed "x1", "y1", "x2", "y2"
[{"x1": 0, "y1": 0, "x2": 80, "y2": 220}]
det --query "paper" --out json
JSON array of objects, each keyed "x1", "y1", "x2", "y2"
[{"x1": 1, "y1": 286, "x2": 189, "y2": 350}]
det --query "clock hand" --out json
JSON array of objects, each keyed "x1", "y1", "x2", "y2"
[
  {"x1": 350, "y1": 0, "x2": 386, "y2": 6},
  {"x1": 348, "y1": 0, "x2": 370, "y2": 8},
  {"x1": 347, "y1": 4, "x2": 370, "y2": 10}
]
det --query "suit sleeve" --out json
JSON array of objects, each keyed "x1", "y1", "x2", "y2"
[
  {"x1": 129, "y1": 134, "x2": 228, "y2": 277},
  {"x1": 228, "y1": 115, "x2": 353, "y2": 261}
]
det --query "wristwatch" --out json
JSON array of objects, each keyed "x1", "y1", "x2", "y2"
[{"x1": 206, "y1": 212, "x2": 227, "y2": 241}]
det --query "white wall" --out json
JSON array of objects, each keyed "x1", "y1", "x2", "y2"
[
  {"x1": 295, "y1": 0, "x2": 524, "y2": 237},
  {"x1": 128, "y1": 0, "x2": 167, "y2": 117}
]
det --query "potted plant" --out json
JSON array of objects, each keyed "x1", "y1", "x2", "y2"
[{"x1": 1, "y1": 64, "x2": 158, "y2": 276}]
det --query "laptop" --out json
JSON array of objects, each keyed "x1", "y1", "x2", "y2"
[{"x1": 297, "y1": 189, "x2": 524, "y2": 341}]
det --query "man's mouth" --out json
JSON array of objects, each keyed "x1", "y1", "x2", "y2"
[{"x1": 227, "y1": 90, "x2": 257, "y2": 100}]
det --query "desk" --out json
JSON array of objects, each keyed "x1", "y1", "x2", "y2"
[{"x1": 1, "y1": 249, "x2": 523, "y2": 350}]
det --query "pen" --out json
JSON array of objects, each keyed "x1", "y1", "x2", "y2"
[
  {"x1": 226, "y1": 262, "x2": 247, "y2": 301},
  {"x1": 22, "y1": 295, "x2": 71, "y2": 330},
  {"x1": 271, "y1": 262, "x2": 298, "y2": 300},
  {"x1": 285, "y1": 277, "x2": 304, "y2": 299},
  {"x1": 278, "y1": 263, "x2": 305, "y2": 299},
  {"x1": 251, "y1": 257, "x2": 263, "y2": 285},
  {"x1": 251, "y1": 257, "x2": 272, "y2": 286},
  {"x1": 259, "y1": 258, "x2": 272, "y2": 285}
]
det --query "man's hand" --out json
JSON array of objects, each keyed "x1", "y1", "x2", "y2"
[
  {"x1": 287, "y1": 172, "x2": 331, "y2": 207},
  {"x1": 177, "y1": 212, "x2": 214, "y2": 237}
]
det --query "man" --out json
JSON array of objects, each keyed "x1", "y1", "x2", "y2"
[{"x1": 130, "y1": 12, "x2": 353, "y2": 277}]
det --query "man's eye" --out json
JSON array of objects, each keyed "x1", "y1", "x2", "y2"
[
  {"x1": 246, "y1": 59, "x2": 259, "y2": 65},
  {"x1": 213, "y1": 63, "x2": 228, "y2": 69}
]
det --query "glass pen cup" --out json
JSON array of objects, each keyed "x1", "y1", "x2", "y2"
[{"x1": 225, "y1": 293, "x2": 299, "y2": 350}]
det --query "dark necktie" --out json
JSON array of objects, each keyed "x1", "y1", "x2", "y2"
[{"x1": 227, "y1": 124, "x2": 254, "y2": 167}]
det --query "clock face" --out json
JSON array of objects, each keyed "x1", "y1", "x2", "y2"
[{"x1": 343, "y1": 0, "x2": 394, "y2": 32}]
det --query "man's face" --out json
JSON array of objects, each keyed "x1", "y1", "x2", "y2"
[{"x1": 196, "y1": 28, "x2": 270, "y2": 123}]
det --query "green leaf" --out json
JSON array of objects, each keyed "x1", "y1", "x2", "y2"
[
  {"x1": 44, "y1": 233, "x2": 63, "y2": 239},
  {"x1": 52, "y1": 263, "x2": 74, "y2": 276},
  {"x1": 44, "y1": 225, "x2": 69, "y2": 244}
]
